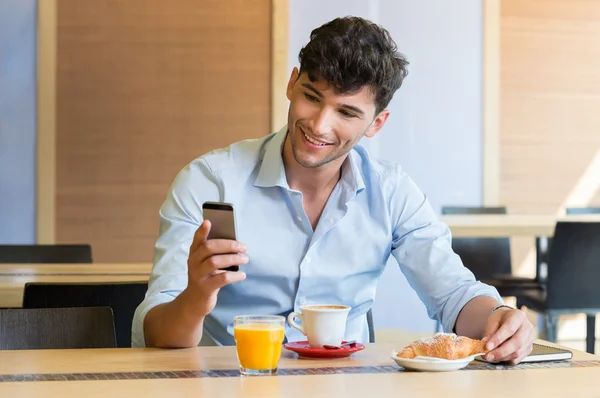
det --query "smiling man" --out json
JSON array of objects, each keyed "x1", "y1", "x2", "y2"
[{"x1": 133, "y1": 16, "x2": 534, "y2": 364}]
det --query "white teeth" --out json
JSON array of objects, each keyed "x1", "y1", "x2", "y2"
[{"x1": 303, "y1": 131, "x2": 328, "y2": 146}]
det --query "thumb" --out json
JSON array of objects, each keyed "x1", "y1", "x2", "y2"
[{"x1": 190, "y1": 220, "x2": 211, "y2": 253}]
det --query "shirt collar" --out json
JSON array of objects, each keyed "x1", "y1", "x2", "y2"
[
  {"x1": 342, "y1": 150, "x2": 366, "y2": 196},
  {"x1": 253, "y1": 125, "x2": 289, "y2": 189},
  {"x1": 253, "y1": 125, "x2": 366, "y2": 197}
]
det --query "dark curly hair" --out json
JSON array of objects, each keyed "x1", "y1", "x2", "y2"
[{"x1": 298, "y1": 16, "x2": 409, "y2": 115}]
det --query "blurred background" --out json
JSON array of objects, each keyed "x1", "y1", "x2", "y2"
[{"x1": 1, "y1": 0, "x2": 599, "y2": 351}]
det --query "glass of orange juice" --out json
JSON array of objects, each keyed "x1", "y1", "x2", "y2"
[{"x1": 233, "y1": 314, "x2": 285, "y2": 376}]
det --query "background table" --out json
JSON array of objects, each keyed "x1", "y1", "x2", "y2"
[
  {"x1": 442, "y1": 214, "x2": 600, "y2": 237},
  {"x1": 0, "y1": 263, "x2": 151, "y2": 308}
]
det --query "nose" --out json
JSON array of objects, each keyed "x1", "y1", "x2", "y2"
[{"x1": 311, "y1": 108, "x2": 333, "y2": 136}]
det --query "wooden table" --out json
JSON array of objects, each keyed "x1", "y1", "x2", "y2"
[
  {"x1": 0, "y1": 263, "x2": 152, "y2": 308},
  {"x1": 0, "y1": 341, "x2": 598, "y2": 397},
  {"x1": 442, "y1": 214, "x2": 600, "y2": 237}
]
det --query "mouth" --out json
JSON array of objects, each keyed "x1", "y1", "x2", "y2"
[{"x1": 300, "y1": 128, "x2": 333, "y2": 147}]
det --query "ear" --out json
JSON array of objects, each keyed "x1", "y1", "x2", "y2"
[
  {"x1": 286, "y1": 67, "x2": 300, "y2": 101},
  {"x1": 364, "y1": 110, "x2": 390, "y2": 138}
]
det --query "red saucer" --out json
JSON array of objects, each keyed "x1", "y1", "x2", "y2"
[{"x1": 283, "y1": 341, "x2": 365, "y2": 359}]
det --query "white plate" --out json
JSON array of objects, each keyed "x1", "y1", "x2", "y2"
[{"x1": 390, "y1": 351, "x2": 484, "y2": 372}]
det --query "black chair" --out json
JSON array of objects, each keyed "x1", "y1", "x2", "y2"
[
  {"x1": 441, "y1": 206, "x2": 544, "y2": 297},
  {"x1": 520, "y1": 221, "x2": 600, "y2": 354},
  {"x1": 366, "y1": 309, "x2": 375, "y2": 343},
  {"x1": 533, "y1": 207, "x2": 600, "y2": 353},
  {"x1": 0, "y1": 244, "x2": 92, "y2": 263},
  {"x1": 535, "y1": 208, "x2": 600, "y2": 283},
  {"x1": 0, "y1": 307, "x2": 116, "y2": 350},
  {"x1": 23, "y1": 282, "x2": 148, "y2": 348}
]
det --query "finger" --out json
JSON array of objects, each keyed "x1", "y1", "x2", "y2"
[
  {"x1": 193, "y1": 239, "x2": 247, "y2": 265},
  {"x1": 490, "y1": 326, "x2": 529, "y2": 362},
  {"x1": 203, "y1": 253, "x2": 249, "y2": 273},
  {"x1": 188, "y1": 253, "x2": 249, "y2": 282},
  {"x1": 487, "y1": 321, "x2": 530, "y2": 362},
  {"x1": 508, "y1": 329, "x2": 534, "y2": 365},
  {"x1": 505, "y1": 327, "x2": 534, "y2": 365},
  {"x1": 486, "y1": 310, "x2": 526, "y2": 351},
  {"x1": 208, "y1": 270, "x2": 247, "y2": 290},
  {"x1": 190, "y1": 220, "x2": 211, "y2": 254},
  {"x1": 204, "y1": 238, "x2": 247, "y2": 253},
  {"x1": 487, "y1": 320, "x2": 533, "y2": 362},
  {"x1": 189, "y1": 252, "x2": 248, "y2": 280}
]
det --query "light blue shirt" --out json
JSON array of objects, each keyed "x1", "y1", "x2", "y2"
[{"x1": 132, "y1": 126, "x2": 502, "y2": 347}]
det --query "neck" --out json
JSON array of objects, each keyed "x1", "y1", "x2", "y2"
[{"x1": 282, "y1": 133, "x2": 344, "y2": 198}]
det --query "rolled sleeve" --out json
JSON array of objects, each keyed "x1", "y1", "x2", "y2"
[
  {"x1": 436, "y1": 279, "x2": 503, "y2": 333},
  {"x1": 389, "y1": 171, "x2": 503, "y2": 332}
]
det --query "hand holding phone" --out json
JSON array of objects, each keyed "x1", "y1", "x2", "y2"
[{"x1": 183, "y1": 202, "x2": 248, "y2": 317}]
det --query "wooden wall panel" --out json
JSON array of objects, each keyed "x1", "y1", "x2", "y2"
[
  {"x1": 36, "y1": 0, "x2": 57, "y2": 244},
  {"x1": 500, "y1": 0, "x2": 600, "y2": 273},
  {"x1": 483, "y1": 0, "x2": 501, "y2": 206},
  {"x1": 56, "y1": 0, "x2": 271, "y2": 262}
]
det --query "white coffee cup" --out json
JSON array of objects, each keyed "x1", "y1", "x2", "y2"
[{"x1": 287, "y1": 304, "x2": 351, "y2": 348}]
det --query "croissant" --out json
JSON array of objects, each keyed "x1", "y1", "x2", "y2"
[{"x1": 397, "y1": 333, "x2": 488, "y2": 360}]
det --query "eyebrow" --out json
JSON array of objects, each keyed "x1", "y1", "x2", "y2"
[{"x1": 301, "y1": 83, "x2": 365, "y2": 116}]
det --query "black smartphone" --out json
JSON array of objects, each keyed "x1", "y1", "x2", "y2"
[{"x1": 202, "y1": 201, "x2": 239, "y2": 272}]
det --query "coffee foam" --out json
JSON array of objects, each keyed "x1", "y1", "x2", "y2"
[{"x1": 301, "y1": 305, "x2": 349, "y2": 310}]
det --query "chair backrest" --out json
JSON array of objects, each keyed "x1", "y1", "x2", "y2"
[
  {"x1": 0, "y1": 307, "x2": 116, "y2": 350},
  {"x1": 23, "y1": 281, "x2": 148, "y2": 348},
  {"x1": 441, "y1": 206, "x2": 507, "y2": 215},
  {"x1": 0, "y1": 244, "x2": 92, "y2": 263},
  {"x1": 537, "y1": 207, "x2": 600, "y2": 283},
  {"x1": 546, "y1": 222, "x2": 600, "y2": 309},
  {"x1": 441, "y1": 206, "x2": 511, "y2": 280},
  {"x1": 449, "y1": 238, "x2": 512, "y2": 280}
]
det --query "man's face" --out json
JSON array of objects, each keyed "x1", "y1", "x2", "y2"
[{"x1": 285, "y1": 68, "x2": 389, "y2": 170}]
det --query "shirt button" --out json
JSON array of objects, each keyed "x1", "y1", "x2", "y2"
[
  {"x1": 296, "y1": 216, "x2": 302, "y2": 222},
  {"x1": 299, "y1": 297, "x2": 307, "y2": 305},
  {"x1": 304, "y1": 256, "x2": 311, "y2": 263}
]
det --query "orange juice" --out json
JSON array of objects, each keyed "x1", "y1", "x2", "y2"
[{"x1": 234, "y1": 323, "x2": 285, "y2": 370}]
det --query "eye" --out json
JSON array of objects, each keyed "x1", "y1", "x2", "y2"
[
  {"x1": 339, "y1": 109, "x2": 357, "y2": 118},
  {"x1": 304, "y1": 93, "x2": 319, "y2": 102}
]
